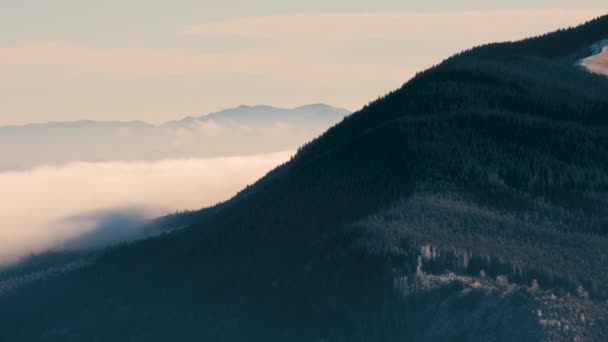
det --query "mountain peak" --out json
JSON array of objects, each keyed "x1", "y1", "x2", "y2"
[{"x1": 196, "y1": 103, "x2": 349, "y2": 122}]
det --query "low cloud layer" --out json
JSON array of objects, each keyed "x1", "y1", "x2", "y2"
[{"x1": 0, "y1": 151, "x2": 293, "y2": 266}]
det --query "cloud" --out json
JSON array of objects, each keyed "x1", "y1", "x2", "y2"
[
  {"x1": 177, "y1": 9, "x2": 605, "y2": 41},
  {"x1": 1, "y1": 9, "x2": 603, "y2": 82},
  {"x1": 59, "y1": 207, "x2": 157, "y2": 250},
  {"x1": 0, "y1": 152, "x2": 293, "y2": 266},
  {"x1": 0, "y1": 42, "x2": 283, "y2": 76},
  {"x1": 0, "y1": 41, "x2": 407, "y2": 83}
]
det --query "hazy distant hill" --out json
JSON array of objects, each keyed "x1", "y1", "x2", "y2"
[
  {"x1": 0, "y1": 104, "x2": 349, "y2": 170},
  {"x1": 1, "y1": 15, "x2": 608, "y2": 342}
]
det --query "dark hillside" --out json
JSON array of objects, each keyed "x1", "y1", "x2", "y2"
[{"x1": 1, "y1": 15, "x2": 607, "y2": 341}]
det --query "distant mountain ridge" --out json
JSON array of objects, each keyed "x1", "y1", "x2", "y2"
[
  {"x1": 163, "y1": 104, "x2": 348, "y2": 127},
  {"x1": 0, "y1": 104, "x2": 350, "y2": 170}
]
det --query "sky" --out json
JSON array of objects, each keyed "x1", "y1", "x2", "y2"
[{"x1": 0, "y1": 1, "x2": 606, "y2": 125}]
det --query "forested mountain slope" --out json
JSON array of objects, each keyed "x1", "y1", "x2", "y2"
[{"x1": 1, "y1": 15, "x2": 608, "y2": 342}]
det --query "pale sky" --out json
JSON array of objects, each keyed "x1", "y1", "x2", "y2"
[{"x1": 0, "y1": 1, "x2": 606, "y2": 125}]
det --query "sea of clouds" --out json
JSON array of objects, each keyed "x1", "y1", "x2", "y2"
[{"x1": 0, "y1": 151, "x2": 293, "y2": 266}]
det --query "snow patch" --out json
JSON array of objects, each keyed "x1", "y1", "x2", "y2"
[{"x1": 580, "y1": 39, "x2": 608, "y2": 76}]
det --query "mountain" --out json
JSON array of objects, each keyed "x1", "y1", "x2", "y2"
[
  {"x1": 0, "y1": 104, "x2": 349, "y2": 170},
  {"x1": 1, "y1": 15, "x2": 608, "y2": 341},
  {"x1": 166, "y1": 103, "x2": 349, "y2": 126}
]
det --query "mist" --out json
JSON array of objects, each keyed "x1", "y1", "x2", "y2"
[{"x1": 0, "y1": 151, "x2": 293, "y2": 266}]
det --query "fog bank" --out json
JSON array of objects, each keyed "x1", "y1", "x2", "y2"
[{"x1": 0, "y1": 151, "x2": 293, "y2": 266}]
